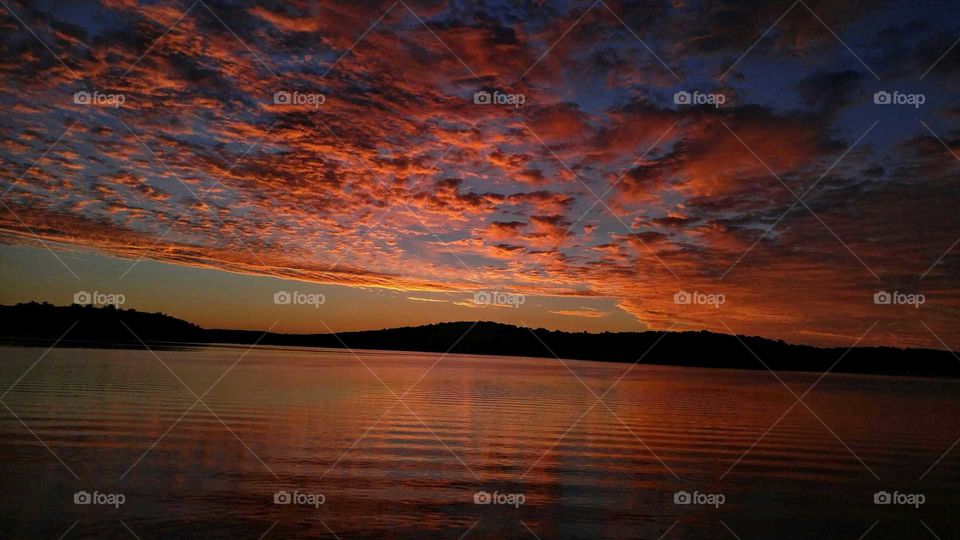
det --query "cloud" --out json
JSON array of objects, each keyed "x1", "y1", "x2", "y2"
[
  {"x1": 549, "y1": 308, "x2": 607, "y2": 318},
  {"x1": 0, "y1": 0, "x2": 957, "y2": 348}
]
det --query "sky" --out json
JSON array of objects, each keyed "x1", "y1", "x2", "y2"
[{"x1": 1, "y1": 0, "x2": 959, "y2": 349}]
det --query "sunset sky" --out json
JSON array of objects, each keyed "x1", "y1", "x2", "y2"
[{"x1": 1, "y1": 0, "x2": 959, "y2": 349}]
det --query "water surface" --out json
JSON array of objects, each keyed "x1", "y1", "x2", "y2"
[{"x1": 0, "y1": 345, "x2": 957, "y2": 538}]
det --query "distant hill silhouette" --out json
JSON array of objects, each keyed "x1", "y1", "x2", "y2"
[
  {"x1": 1, "y1": 302, "x2": 958, "y2": 378},
  {"x1": 0, "y1": 302, "x2": 205, "y2": 344}
]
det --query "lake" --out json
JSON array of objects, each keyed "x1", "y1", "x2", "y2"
[{"x1": 0, "y1": 344, "x2": 957, "y2": 539}]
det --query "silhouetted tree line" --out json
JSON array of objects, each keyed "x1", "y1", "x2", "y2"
[
  {"x1": 0, "y1": 302, "x2": 204, "y2": 344},
  {"x1": 2, "y1": 303, "x2": 958, "y2": 378}
]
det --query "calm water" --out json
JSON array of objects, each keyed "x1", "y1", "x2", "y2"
[{"x1": 0, "y1": 344, "x2": 958, "y2": 539}]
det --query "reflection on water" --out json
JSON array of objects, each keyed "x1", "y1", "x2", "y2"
[{"x1": 0, "y1": 345, "x2": 958, "y2": 539}]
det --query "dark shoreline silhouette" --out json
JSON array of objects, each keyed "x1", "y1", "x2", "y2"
[{"x1": 2, "y1": 302, "x2": 958, "y2": 378}]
